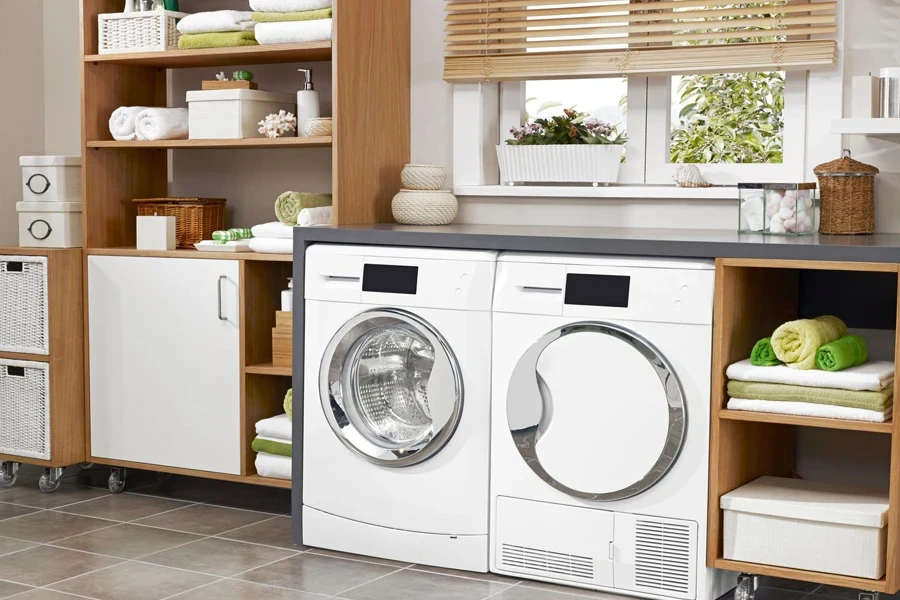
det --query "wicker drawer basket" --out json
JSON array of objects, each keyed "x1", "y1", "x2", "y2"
[
  {"x1": 0, "y1": 359, "x2": 50, "y2": 461},
  {"x1": 0, "y1": 256, "x2": 48, "y2": 355},
  {"x1": 133, "y1": 198, "x2": 226, "y2": 248}
]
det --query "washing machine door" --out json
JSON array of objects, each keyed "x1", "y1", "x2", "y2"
[
  {"x1": 320, "y1": 308, "x2": 464, "y2": 467},
  {"x1": 507, "y1": 322, "x2": 686, "y2": 501}
]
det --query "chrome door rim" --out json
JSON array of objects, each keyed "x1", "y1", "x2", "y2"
[
  {"x1": 507, "y1": 321, "x2": 686, "y2": 501},
  {"x1": 320, "y1": 308, "x2": 464, "y2": 467}
]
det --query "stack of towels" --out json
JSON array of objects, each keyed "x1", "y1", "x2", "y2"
[
  {"x1": 253, "y1": 390, "x2": 293, "y2": 480},
  {"x1": 109, "y1": 106, "x2": 188, "y2": 141},
  {"x1": 177, "y1": 10, "x2": 257, "y2": 49},
  {"x1": 727, "y1": 316, "x2": 895, "y2": 423},
  {"x1": 249, "y1": 191, "x2": 332, "y2": 254},
  {"x1": 250, "y1": 0, "x2": 333, "y2": 45}
]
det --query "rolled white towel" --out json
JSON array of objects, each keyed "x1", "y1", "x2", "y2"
[
  {"x1": 255, "y1": 19, "x2": 332, "y2": 45},
  {"x1": 251, "y1": 221, "x2": 294, "y2": 239},
  {"x1": 177, "y1": 10, "x2": 255, "y2": 34},
  {"x1": 298, "y1": 206, "x2": 332, "y2": 227},
  {"x1": 135, "y1": 108, "x2": 189, "y2": 141},
  {"x1": 250, "y1": 0, "x2": 331, "y2": 11},
  {"x1": 109, "y1": 106, "x2": 148, "y2": 141}
]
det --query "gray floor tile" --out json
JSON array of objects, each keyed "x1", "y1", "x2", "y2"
[
  {"x1": 55, "y1": 493, "x2": 189, "y2": 522},
  {"x1": 134, "y1": 504, "x2": 272, "y2": 536},
  {"x1": 337, "y1": 568, "x2": 512, "y2": 600},
  {"x1": 0, "y1": 536, "x2": 37, "y2": 557},
  {"x1": 0, "y1": 503, "x2": 39, "y2": 522},
  {"x1": 218, "y1": 516, "x2": 301, "y2": 550},
  {"x1": 0, "y1": 511, "x2": 113, "y2": 543},
  {"x1": 169, "y1": 579, "x2": 327, "y2": 600},
  {"x1": 52, "y1": 523, "x2": 204, "y2": 559},
  {"x1": 489, "y1": 585, "x2": 618, "y2": 599},
  {"x1": 142, "y1": 537, "x2": 296, "y2": 577},
  {"x1": 0, "y1": 485, "x2": 109, "y2": 510},
  {"x1": 49, "y1": 560, "x2": 218, "y2": 600},
  {"x1": 0, "y1": 579, "x2": 31, "y2": 599},
  {"x1": 0, "y1": 545, "x2": 122, "y2": 587},
  {"x1": 7, "y1": 590, "x2": 86, "y2": 600},
  {"x1": 307, "y1": 547, "x2": 412, "y2": 567},
  {"x1": 238, "y1": 552, "x2": 397, "y2": 596},
  {"x1": 411, "y1": 565, "x2": 521, "y2": 584}
]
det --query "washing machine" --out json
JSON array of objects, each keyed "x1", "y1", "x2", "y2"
[
  {"x1": 490, "y1": 253, "x2": 729, "y2": 600},
  {"x1": 302, "y1": 244, "x2": 497, "y2": 572}
]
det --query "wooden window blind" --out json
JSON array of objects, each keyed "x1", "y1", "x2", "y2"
[{"x1": 443, "y1": 0, "x2": 838, "y2": 82}]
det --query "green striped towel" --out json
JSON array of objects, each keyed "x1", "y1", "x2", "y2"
[
  {"x1": 252, "y1": 436, "x2": 292, "y2": 458},
  {"x1": 212, "y1": 228, "x2": 254, "y2": 242}
]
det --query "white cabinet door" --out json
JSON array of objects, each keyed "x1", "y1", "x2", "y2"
[{"x1": 88, "y1": 256, "x2": 241, "y2": 475}]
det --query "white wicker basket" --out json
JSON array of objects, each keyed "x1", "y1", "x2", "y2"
[
  {"x1": 401, "y1": 164, "x2": 446, "y2": 191},
  {"x1": 392, "y1": 190, "x2": 458, "y2": 226},
  {"x1": 98, "y1": 11, "x2": 188, "y2": 54},
  {"x1": 0, "y1": 256, "x2": 49, "y2": 355},
  {"x1": 0, "y1": 359, "x2": 50, "y2": 461}
]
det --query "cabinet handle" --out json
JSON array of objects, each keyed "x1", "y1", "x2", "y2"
[{"x1": 217, "y1": 275, "x2": 227, "y2": 321}]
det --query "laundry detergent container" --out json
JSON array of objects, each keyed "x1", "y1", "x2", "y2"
[
  {"x1": 722, "y1": 477, "x2": 888, "y2": 579},
  {"x1": 20, "y1": 156, "x2": 81, "y2": 203}
]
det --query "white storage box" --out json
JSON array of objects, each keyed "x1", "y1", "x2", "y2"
[
  {"x1": 0, "y1": 359, "x2": 50, "y2": 461},
  {"x1": 98, "y1": 11, "x2": 188, "y2": 54},
  {"x1": 187, "y1": 90, "x2": 297, "y2": 139},
  {"x1": 722, "y1": 476, "x2": 889, "y2": 579},
  {"x1": 0, "y1": 256, "x2": 48, "y2": 355},
  {"x1": 20, "y1": 156, "x2": 81, "y2": 203},
  {"x1": 17, "y1": 202, "x2": 83, "y2": 249}
]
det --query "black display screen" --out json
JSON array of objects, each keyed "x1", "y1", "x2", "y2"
[
  {"x1": 362, "y1": 264, "x2": 419, "y2": 295},
  {"x1": 564, "y1": 274, "x2": 630, "y2": 308}
]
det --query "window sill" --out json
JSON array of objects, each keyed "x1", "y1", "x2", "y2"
[{"x1": 452, "y1": 185, "x2": 738, "y2": 201}]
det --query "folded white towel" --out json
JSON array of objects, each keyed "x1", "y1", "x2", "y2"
[
  {"x1": 135, "y1": 108, "x2": 189, "y2": 141},
  {"x1": 298, "y1": 206, "x2": 332, "y2": 227},
  {"x1": 177, "y1": 11, "x2": 255, "y2": 34},
  {"x1": 256, "y1": 413, "x2": 292, "y2": 441},
  {"x1": 255, "y1": 19, "x2": 332, "y2": 45},
  {"x1": 255, "y1": 452, "x2": 292, "y2": 480},
  {"x1": 249, "y1": 238, "x2": 293, "y2": 254},
  {"x1": 726, "y1": 359, "x2": 895, "y2": 392},
  {"x1": 251, "y1": 222, "x2": 294, "y2": 240},
  {"x1": 727, "y1": 398, "x2": 893, "y2": 423},
  {"x1": 109, "y1": 106, "x2": 148, "y2": 141},
  {"x1": 250, "y1": 0, "x2": 331, "y2": 11}
]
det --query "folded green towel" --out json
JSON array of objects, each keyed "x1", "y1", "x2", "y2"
[
  {"x1": 252, "y1": 436, "x2": 292, "y2": 458},
  {"x1": 284, "y1": 388, "x2": 293, "y2": 422},
  {"x1": 750, "y1": 338, "x2": 782, "y2": 367},
  {"x1": 727, "y1": 379, "x2": 893, "y2": 412},
  {"x1": 771, "y1": 315, "x2": 848, "y2": 370},
  {"x1": 816, "y1": 335, "x2": 869, "y2": 372},
  {"x1": 275, "y1": 192, "x2": 333, "y2": 226},
  {"x1": 252, "y1": 8, "x2": 333, "y2": 22},
  {"x1": 178, "y1": 31, "x2": 258, "y2": 50}
]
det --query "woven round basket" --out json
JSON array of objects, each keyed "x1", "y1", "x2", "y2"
[
  {"x1": 814, "y1": 150, "x2": 879, "y2": 235},
  {"x1": 392, "y1": 190, "x2": 458, "y2": 226},
  {"x1": 305, "y1": 117, "x2": 333, "y2": 137},
  {"x1": 401, "y1": 164, "x2": 446, "y2": 191}
]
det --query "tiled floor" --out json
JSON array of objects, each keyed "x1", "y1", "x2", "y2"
[{"x1": 0, "y1": 466, "x2": 893, "y2": 600}]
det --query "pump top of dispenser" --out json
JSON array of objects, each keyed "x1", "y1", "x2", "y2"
[{"x1": 298, "y1": 69, "x2": 314, "y2": 91}]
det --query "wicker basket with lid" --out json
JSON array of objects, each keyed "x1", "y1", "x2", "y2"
[
  {"x1": 814, "y1": 150, "x2": 879, "y2": 235},
  {"x1": 133, "y1": 197, "x2": 226, "y2": 248}
]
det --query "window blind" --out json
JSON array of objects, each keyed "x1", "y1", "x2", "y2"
[{"x1": 443, "y1": 0, "x2": 838, "y2": 82}]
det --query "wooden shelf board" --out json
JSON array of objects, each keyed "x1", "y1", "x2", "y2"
[
  {"x1": 720, "y1": 258, "x2": 900, "y2": 273},
  {"x1": 87, "y1": 137, "x2": 332, "y2": 150},
  {"x1": 87, "y1": 248, "x2": 292, "y2": 262},
  {"x1": 244, "y1": 474, "x2": 292, "y2": 489},
  {"x1": 714, "y1": 558, "x2": 888, "y2": 592},
  {"x1": 245, "y1": 363, "x2": 292, "y2": 376},
  {"x1": 89, "y1": 456, "x2": 291, "y2": 488},
  {"x1": 719, "y1": 409, "x2": 893, "y2": 434},
  {"x1": 84, "y1": 42, "x2": 332, "y2": 68}
]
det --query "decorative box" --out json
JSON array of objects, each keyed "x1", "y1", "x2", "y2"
[
  {"x1": 16, "y1": 202, "x2": 83, "y2": 249},
  {"x1": 738, "y1": 183, "x2": 817, "y2": 236},
  {"x1": 98, "y1": 10, "x2": 188, "y2": 54},
  {"x1": 137, "y1": 216, "x2": 176, "y2": 251},
  {"x1": 187, "y1": 90, "x2": 297, "y2": 139},
  {"x1": 20, "y1": 156, "x2": 81, "y2": 204}
]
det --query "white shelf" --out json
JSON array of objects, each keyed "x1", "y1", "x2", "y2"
[
  {"x1": 831, "y1": 118, "x2": 900, "y2": 142},
  {"x1": 453, "y1": 184, "x2": 738, "y2": 201}
]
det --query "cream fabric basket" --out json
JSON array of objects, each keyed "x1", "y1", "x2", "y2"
[
  {"x1": 0, "y1": 359, "x2": 50, "y2": 461},
  {"x1": 0, "y1": 256, "x2": 49, "y2": 355}
]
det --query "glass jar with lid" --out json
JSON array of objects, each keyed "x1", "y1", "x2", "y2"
[{"x1": 738, "y1": 183, "x2": 818, "y2": 236}]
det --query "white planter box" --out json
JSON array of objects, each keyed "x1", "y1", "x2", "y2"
[
  {"x1": 17, "y1": 202, "x2": 83, "y2": 249},
  {"x1": 722, "y1": 477, "x2": 889, "y2": 580},
  {"x1": 187, "y1": 90, "x2": 297, "y2": 140},
  {"x1": 496, "y1": 144, "x2": 624, "y2": 186},
  {"x1": 20, "y1": 156, "x2": 81, "y2": 204},
  {"x1": 98, "y1": 11, "x2": 188, "y2": 54}
]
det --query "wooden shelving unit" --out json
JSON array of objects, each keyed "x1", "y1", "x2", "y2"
[
  {"x1": 719, "y1": 409, "x2": 893, "y2": 434},
  {"x1": 245, "y1": 363, "x2": 292, "y2": 377},
  {"x1": 87, "y1": 248, "x2": 293, "y2": 262},
  {"x1": 84, "y1": 41, "x2": 332, "y2": 68},
  {"x1": 86, "y1": 137, "x2": 332, "y2": 149}
]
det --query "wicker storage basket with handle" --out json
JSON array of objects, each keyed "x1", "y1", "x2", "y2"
[
  {"x1": 132, "y1": 198, "x2": 226, "y2": 248},
  {"x1": 814, "y1": 150, "x2": 879, "y2": 235}
]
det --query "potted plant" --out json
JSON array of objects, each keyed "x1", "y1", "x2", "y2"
[{"x1": 497, "y1": 109, "x2": 626, "y2": 186}]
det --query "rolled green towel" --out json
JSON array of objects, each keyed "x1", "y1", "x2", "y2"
[
  {"x1": 252, "y1": 436, "x2": 292, "y2": 458},
  {"x1": 213, "y1": 229, "x2": 253, "y2": 242},
  {"x1": 177, "y1": 31, "x2": 257, "y2": 50},
  {"x1": 727, "y1": 379, "x2": 892, "y2": 412},
  {"x1": 771, "y1": 315, "x2": 848, "y2": 370},
  {"x1": 750, "y1": 338, "x2": 782, "y2": 367},
  {"x1": 252, "y1": 8, "x2": 333, "y2": 22},
  {"x1": 816, "y1": 335, "x2": 869, "y2": 372},
  {"x1": 284, "y1": 388, "x2": 293, "y2": 422},
  {"x1": 275, "y1": 192, "x2": 333, "y2": 226}
]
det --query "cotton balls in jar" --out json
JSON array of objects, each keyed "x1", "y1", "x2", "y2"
[{"x1": 764, "y1": 188, "x2": 814, "y2": 234}]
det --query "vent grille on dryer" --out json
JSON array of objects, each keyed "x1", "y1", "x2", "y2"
[
  {"x1": 500, "y1": 544, "x2": 594, "y2": 580},
  {"x1": 633, "y1": 519, "x2": 692, "y2": 595}
]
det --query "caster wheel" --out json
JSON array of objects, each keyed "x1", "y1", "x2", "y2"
[
  {"x1": 38, "y1": 471, "x2": 61, "y2": 494},
  {"x1": 77, "y1": 462, "x2": 94, "y2": 471},
  {"x1": 735, "y1": 574, "x2": 756, "y2": 600},
  {"x1": 0, "y1": 471, "x2": 16, "y2": 488},
  {"x1": 156, "y1": 472, "x2": 172, "y2": 483},
  {"x1": 108, "y1": 469, "x2": 126, "y2": 494}
]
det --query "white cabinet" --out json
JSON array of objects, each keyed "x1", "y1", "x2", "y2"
[{"x1": 88, "y1": 256, "x2": 241, "y2": 475}]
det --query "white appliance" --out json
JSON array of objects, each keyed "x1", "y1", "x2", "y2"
[
  {"x1": 303, "y1": 244, "x2": 497, "y2": 572},
  {"x1": 490, "y1": 253, "x2": 729, "y2": 600}
]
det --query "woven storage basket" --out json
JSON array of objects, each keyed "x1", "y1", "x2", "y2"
[
  {"x1": 305, "y1": 118, "x2": 333, "y2": 137},
  {"x1": 133, "y1": 198, "x2": 226, "y2": 248},
  {"x1": 401, "y1": 164, "x2": 447, "y2": 191},
  {"x1": 0, "y1": 256, "x2": 48, "y2": 355},
  {"x1": 392, "y1": 190, "x2": 458, "y2": 225},
  {"x1": 814, "y1": 150, "x2": 879, "y2": 235},
  {"x1": 0, "y1": 359, "x2": 50, "y2": 461},
  {"x1": 98, "y1": 11, "x2": 188, "y2": 54}
]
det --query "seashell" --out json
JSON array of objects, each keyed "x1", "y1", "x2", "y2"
[{"x1": 671, "y1": 164, "x2": 711, "y2": 188}]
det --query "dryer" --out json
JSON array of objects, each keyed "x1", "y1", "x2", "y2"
[
  {"x1": 302, "y1": 244, "x2": 497, "y2": 572},
  {"x1": 490, "y1": 253, "x2": 729, "y2": 599}
]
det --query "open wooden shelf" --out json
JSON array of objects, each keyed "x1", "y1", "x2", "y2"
[
  {"x1": 87, "y1": 248, "x2": 293, "y2": 262},
  {"x1": 245, "y1": 363, "x2": 292, "y2": 377},
  {"x1": 84, "y1": 41, "x2": 332, "y2": 68},
  {"x1": 715, "y1": 559, "x2": 888, "y2": 592},
  {"x1": 87, "y1": 136, "x2": 332, "y2": 150},
  {"x1": 719, "y1": 409, "x2": 894, "y2": 434}
]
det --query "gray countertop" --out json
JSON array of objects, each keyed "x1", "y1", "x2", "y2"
[{"x1": 293, "y1": 224, "x2": 900, "y2": 263}]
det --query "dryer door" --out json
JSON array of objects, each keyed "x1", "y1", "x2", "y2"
[
  {"x1": 507, "y1": 322, "x2": 686, "y2": 501},
  {"x1": 320, "y1": 308, "x2": 463, "y2": 467}
]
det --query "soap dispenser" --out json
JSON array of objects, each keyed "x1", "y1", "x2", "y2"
[{"x1": 296, "y1": 69, "x2": 321, "y2": 137}]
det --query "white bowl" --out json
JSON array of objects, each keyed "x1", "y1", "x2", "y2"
[
  {"x1": 392, "y1": 189, "x2": 458, "y2": 225},
  {"x1": 401, "y1": 164, "x2": 446, "y2": 191}
]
